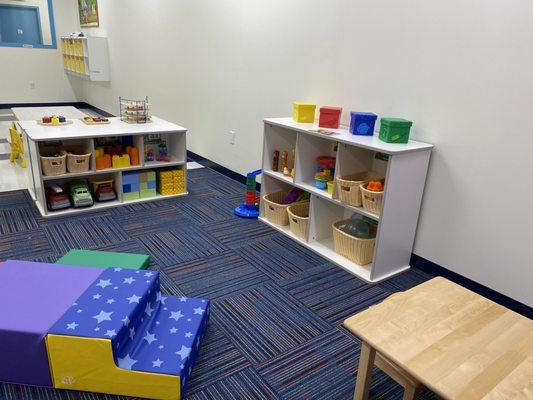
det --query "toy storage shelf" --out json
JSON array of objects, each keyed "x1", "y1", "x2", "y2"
[
  {"x1": 260, "y1": 118, "x2": 433, "y2": 283},
  {"x1": 18, "y1": 116, "x2": 187, "y2": 218},
  {"x1": 60, "y1": 36, "x2": 110, "y2": 81}
]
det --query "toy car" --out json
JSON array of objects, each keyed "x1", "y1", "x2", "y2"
[
  {"x1": 69, "y1": 180, "x2": 94, "y2": 208},
  {"x1": 45, "y1": 184, "x2": 71, "y2": 211},
  {"x1": 91, "y1": 179, "x2": 117, "y2": 202}
]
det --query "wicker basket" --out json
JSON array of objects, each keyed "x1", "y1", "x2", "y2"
[
  {"x1": 335, "y1": 171, "x2": 381, "y2": 207},
  {"x1": 65, "y1": 150, "x2": 91, "y2": 173},
  {"x1": 332, "y1": 220, "x2": 376, "y2": 265},
  {"x1": 360, "y1": 182, "x2": 384, "y2": 215},
  {"x1": 287, "y1": 202, "x2": 310, "y2": 241},
  {"x1": 263, "y1": 191, "x2": 305, "y2": 226},
  {"x1": 40, "y1": 152, "x2": 66, "y2": 176}
]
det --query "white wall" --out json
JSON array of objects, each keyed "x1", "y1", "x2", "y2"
[
  {"x1": 0, "y1": 0, "x2": 78, "y2": 103},
  {"x1": 73, "y1": 0, "x2": 533, "y2": 306}
]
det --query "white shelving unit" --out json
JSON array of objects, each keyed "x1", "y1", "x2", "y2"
[
  {"x1": 60, "y1": 36, "x2": 110, "y2": 81},
  {"x1": 260, "y1": 117, "x2": 433, "y2": 283},
  {"x1": 18, "y1": 116, "x2": 187, "y2": 218}
]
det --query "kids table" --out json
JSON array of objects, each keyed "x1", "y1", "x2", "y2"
[{"x1": 343, "y1": 277, "x2": 533, "y2": 399}]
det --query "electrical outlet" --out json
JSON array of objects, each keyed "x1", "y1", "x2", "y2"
[{"x1": 229, "y1": 130, "x2": 236, "y2": 145}]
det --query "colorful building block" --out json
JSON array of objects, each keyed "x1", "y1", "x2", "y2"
[
  {"x1": 112, "y1": 154, "x2": 131, "y2": 169},
  {"x1": 55, "y1": 249, "x2": 150, "y2": 270},
  {"x1": 0, "y1": 260, "x2": 102, "y2": 387}
]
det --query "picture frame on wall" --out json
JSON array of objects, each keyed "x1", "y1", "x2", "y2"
[{"x1": 78, "y1": 0, "x2": 100, "y2": 27}]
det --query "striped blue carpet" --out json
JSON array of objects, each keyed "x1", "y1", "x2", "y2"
[{"x1": 0, "y1": 168, "x2": 437, "y2": 399}]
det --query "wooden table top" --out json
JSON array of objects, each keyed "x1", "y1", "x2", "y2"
[{"x1": 344, "y1": 277, "x2": 533, "y2": 399}]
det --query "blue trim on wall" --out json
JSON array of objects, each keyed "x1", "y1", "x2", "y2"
[{"x1": 0, "y1": 0, "x2": 57, "y2": 49}]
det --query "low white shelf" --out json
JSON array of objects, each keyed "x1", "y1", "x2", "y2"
[
  {"x1": 260, "y1": 117, "x2": 433, "y2": 283},
  {"x1": 18, "y1": 116, "x2": 188, "y2": 218}
]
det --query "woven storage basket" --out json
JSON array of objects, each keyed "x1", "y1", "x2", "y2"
[
  {"x1": 40, "y1": 152, "x2": 66, "y2": 176},
  {"x1": 287, "y1": 202, "x2": 310, "y2": 241},
  {"x1": 332, "y1": 220, "x2": 376, "y2": 265},
  {"x1": 360, "y1": 181, "x2": 384, "y2": 215},
  {"x1": 65, "y1": 150, "x2": 91, "y2": 173},
  {"x1": 263, "y1": 191, "x2": 304, "y2": 226},
  {"x1": 335, "y1": 171, "x2": 381, "y2": 207}
]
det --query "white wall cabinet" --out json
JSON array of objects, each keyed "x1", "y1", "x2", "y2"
[
  {"x1": 60, "y1": 36, "x2": 110, "y2": 81},
  {"x1": 260, "y1": 118, "x2": 433, "y2": 283}
]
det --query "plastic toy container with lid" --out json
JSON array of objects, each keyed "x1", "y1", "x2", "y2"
[
  {"x1": 349, "y1": 112, "x2": 378, "y2": 136},
  {"x1": 379, "y1": 118, "x2": 413, "y2": 143},
  {"x1": 319, "y1": 106, "x2": 342, "y2": 129},
  {"x1": 292, "y1": 102, "x2": 316, "y2": 123}
]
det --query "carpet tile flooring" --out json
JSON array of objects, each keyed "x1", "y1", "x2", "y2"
[{"x1": 0, "y1": 168, "x2": 437, "y2": 399}]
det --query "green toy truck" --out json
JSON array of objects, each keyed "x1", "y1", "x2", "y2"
[{"x1": 69, "y1": 180, "x2": 94, "y2": 208}]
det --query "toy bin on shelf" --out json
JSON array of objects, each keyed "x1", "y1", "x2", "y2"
[
  {"x1": 65, "y1": 151, "x2": 91, "y2": 173},
  {"x1": 350, "y1": 112, "x2": 377, "y2": 136},
  {"x1": 360, "y1": 181, "x2": 385, "y2": 215},
  {"x1": 287, "y1": 202, "x2": 310, "y2": 241},
  {"x1": 122, "y1": 171, "x2": 140, "y2": 201},
  {"x1": 379, "y1": 118, "x2": 413, "y2": 143},
  {"x1": 319, "y1": 107, "x2": 342, "y2": 129},
  {"x1": 292, "y1": 102, "x2": 316, "y2": 123},
  {"x1": 40, "y1": 152, "x2": 66, "y2": 176},
  {"x1": 263, "y1": 191, "x2": 295, "y2": 226},
  {"x1": 332, "y1": 220, "x2": 376, "y2": 265},
  {"x1": 335, "y1": 172, "x2": 381, "y2": 207}
]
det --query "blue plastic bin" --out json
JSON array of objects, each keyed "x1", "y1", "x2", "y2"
[{"x1": 349, "y1": 112, "x2": 378, "y2": 136}]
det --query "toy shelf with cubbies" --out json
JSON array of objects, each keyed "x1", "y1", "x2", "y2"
[
  {"x1": 60, "y1": 36, "x2": 110, "y2": 81},
  {"x1": 260, "y1": 117, "x2": 433, "y2": 283},
  {"x1": 18, "y1": 116, "x2": 187, "y2": 218}
]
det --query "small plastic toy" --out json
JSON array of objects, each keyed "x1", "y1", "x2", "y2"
[
  {"x1": 234, "y1": 169, "x2": 261, "y2": 218},
  {"x1": 112, "y1": 154, "x2": 131, "y2": 169},
  {"x1": 280, "y1": 151, "x2": 288, "y2": 175},
  {"x1": 38, "y1": 115, "x2": 72, "y2": 126},
  {"x1": 69, "y1": 181, "x2": 94, "y2": 208},
  {"x1": 82, "y1": 116, "x2": 110, "y2": 125},
  {"x1": 45, "y1": 184, "x2": 71, "y2": 211},
  {"x1": 272, "y1": 150, "x2": 279, "y2": 172},
  {"x1": 91, "y1": 180, "x2": 117, "y2": 202}
]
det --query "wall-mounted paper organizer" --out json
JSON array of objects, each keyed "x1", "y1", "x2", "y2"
[
  {"x1": 60, "y1": 36, "x2": 110, "y2": 81},
  {"x1": 260, "y1": 117, "x2": 433, "y2": 283}
]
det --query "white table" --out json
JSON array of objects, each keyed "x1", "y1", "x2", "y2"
[
  {"x1": 18, "y1": 116, "x2": 188, "y2": 217},
  {"x1": 11, "y1": 106, "x2": 87, "y2": 121}
]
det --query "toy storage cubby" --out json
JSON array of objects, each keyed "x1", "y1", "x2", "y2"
[
  {"x1": 260, "y1": 118, "x2": 433, "y2": 283},
  {"x1": 20, "y1": 117, "x2": 188, "y2": 217},
  {"x1": 143, "y1": 132, "x2": 187, "y2": 167},
  {"x1": 60, "y1": 36, "x2": 110, "y2": 81}
]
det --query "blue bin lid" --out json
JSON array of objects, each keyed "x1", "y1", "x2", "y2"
[{"x1": 350, "y1": 112, "x2": 377, "y2": 121}]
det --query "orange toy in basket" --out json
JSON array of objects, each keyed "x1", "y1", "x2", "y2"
[{"x1": 366, "y1": 180, "x2": 384, "y2": 192}]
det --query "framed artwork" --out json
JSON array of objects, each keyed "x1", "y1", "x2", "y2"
[{"x1": 77, "y1": 0, "x2": 99, "y2": 28}]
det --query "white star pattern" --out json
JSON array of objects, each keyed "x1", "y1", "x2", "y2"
[
  {"x1": 156, "y1": 292, "x2": 167, "y2": 304},
  {"x1": 185, "y1": 332, "x2": 192, "y2": 338},
  {"x1": 94, "y1": 327, "x2": 100, "y2": 331},
  {"x1": 126, "y1": 294, "x2": 141, "y2": 304},
  {"x1": 123, "y1": 277, "x2": 135, "y2": 284},
  {"x1": 145, "y1": 271, "x2": 154, "y2": 277},
  {"x1": 169, "y1": 310, "x2": 184, "y2": 321},
  {"x1": 122, "y1": 316, "x2": 130, "y2": 326},
  {"x1": 193, "y1": 307, "x2": 205, "y2": 315},
  {"x1": 179, "y1": 297, "x2": 187, "y2": 302},
  {"x1": 105, "y1": 329, "x2": 117, "y2": 338},
  {"x1": 145, "y1": 303, "x2": 154, "y2": 317},
  {"x1": 113, "y1": 267, "x2": 122, "y2": 272},
  {"x1": 158, "y1": 345, "x2": 164, "y2": 349},
  {"x1": 96, "y1": 279, "x2": 112, "y2": 289},
  {"x1": 67, "y1": 322, "x2": 78, "y2": 330},
  {"x1": 187, "y1": 318, "x2": 191, "y2": 322},
  {"x1": 92, "y1": 294, "x2": 101, "y2": 300},
  {"x1": 76, "y1": 309, "x2": 83, "y2": 313},
  {"x1": 175, "y1": 345, "x2": 191, "y2": 360},
  {"x1": 135, "y1": 271, "x2": 141, "y2": 274},
  {"x1": 118, "y1": 354, "x2": 137, "y2": 370},
  {"x1": 143, "y1": 332, "x2": 157, "y2": 344},
  {"x1": 169, "y1": 327, "x2": 178, "y2": 334},
  {"x1": 129, "y1": 327, "x2": 135, "y2": 339},
  {"x1": 106, "y1": 298, "x2": 115, "y2": 304},
  {"x1": 152, "y1": 358, "x2": 163, "y2": 367},
  {"x1": 93, "y1": 310, "x2": 113, "y2": 324}
]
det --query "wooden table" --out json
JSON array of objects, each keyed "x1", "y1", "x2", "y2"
[
  {"x1": 11, "y1": 106, "x2": 87, "y2": 121},
  {"x1": 344, "y1": 277, "x2": 533, "y2": 400}
]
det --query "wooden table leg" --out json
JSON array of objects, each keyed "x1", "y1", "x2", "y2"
[{"x1": 354, "y1": 341, "x2": 376, "y2": 400}]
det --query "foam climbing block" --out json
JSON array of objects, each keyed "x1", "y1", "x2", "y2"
[
  {"x1": 47, "y1": 268, "x2": 210, "y2": 399},
  {"x1": 55, "y1": 249, "x2": 150, "y2": 270},
  {"x1": 0, "y1": 260, "x2": 103, "y2": 387}
]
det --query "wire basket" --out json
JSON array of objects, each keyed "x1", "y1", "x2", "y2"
[{"x1": 119, "y1": 96, "x2": 151, "y2": 124}]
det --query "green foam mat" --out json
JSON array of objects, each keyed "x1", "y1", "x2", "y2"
[{"x1": 55, "y1": 249, "x2": 150, "y2": 270}]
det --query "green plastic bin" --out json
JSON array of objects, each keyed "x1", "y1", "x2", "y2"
[
  {"x1": 55, "y1": 249, "x2": 150, "y2": 270},
  {"x1": 379, "y1": 118, "x2": 413, "y2": 143}
]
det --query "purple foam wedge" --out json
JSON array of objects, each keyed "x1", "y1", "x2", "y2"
[{"x1": 0, "y1": 260, "x2": 103, "y2": 387}]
